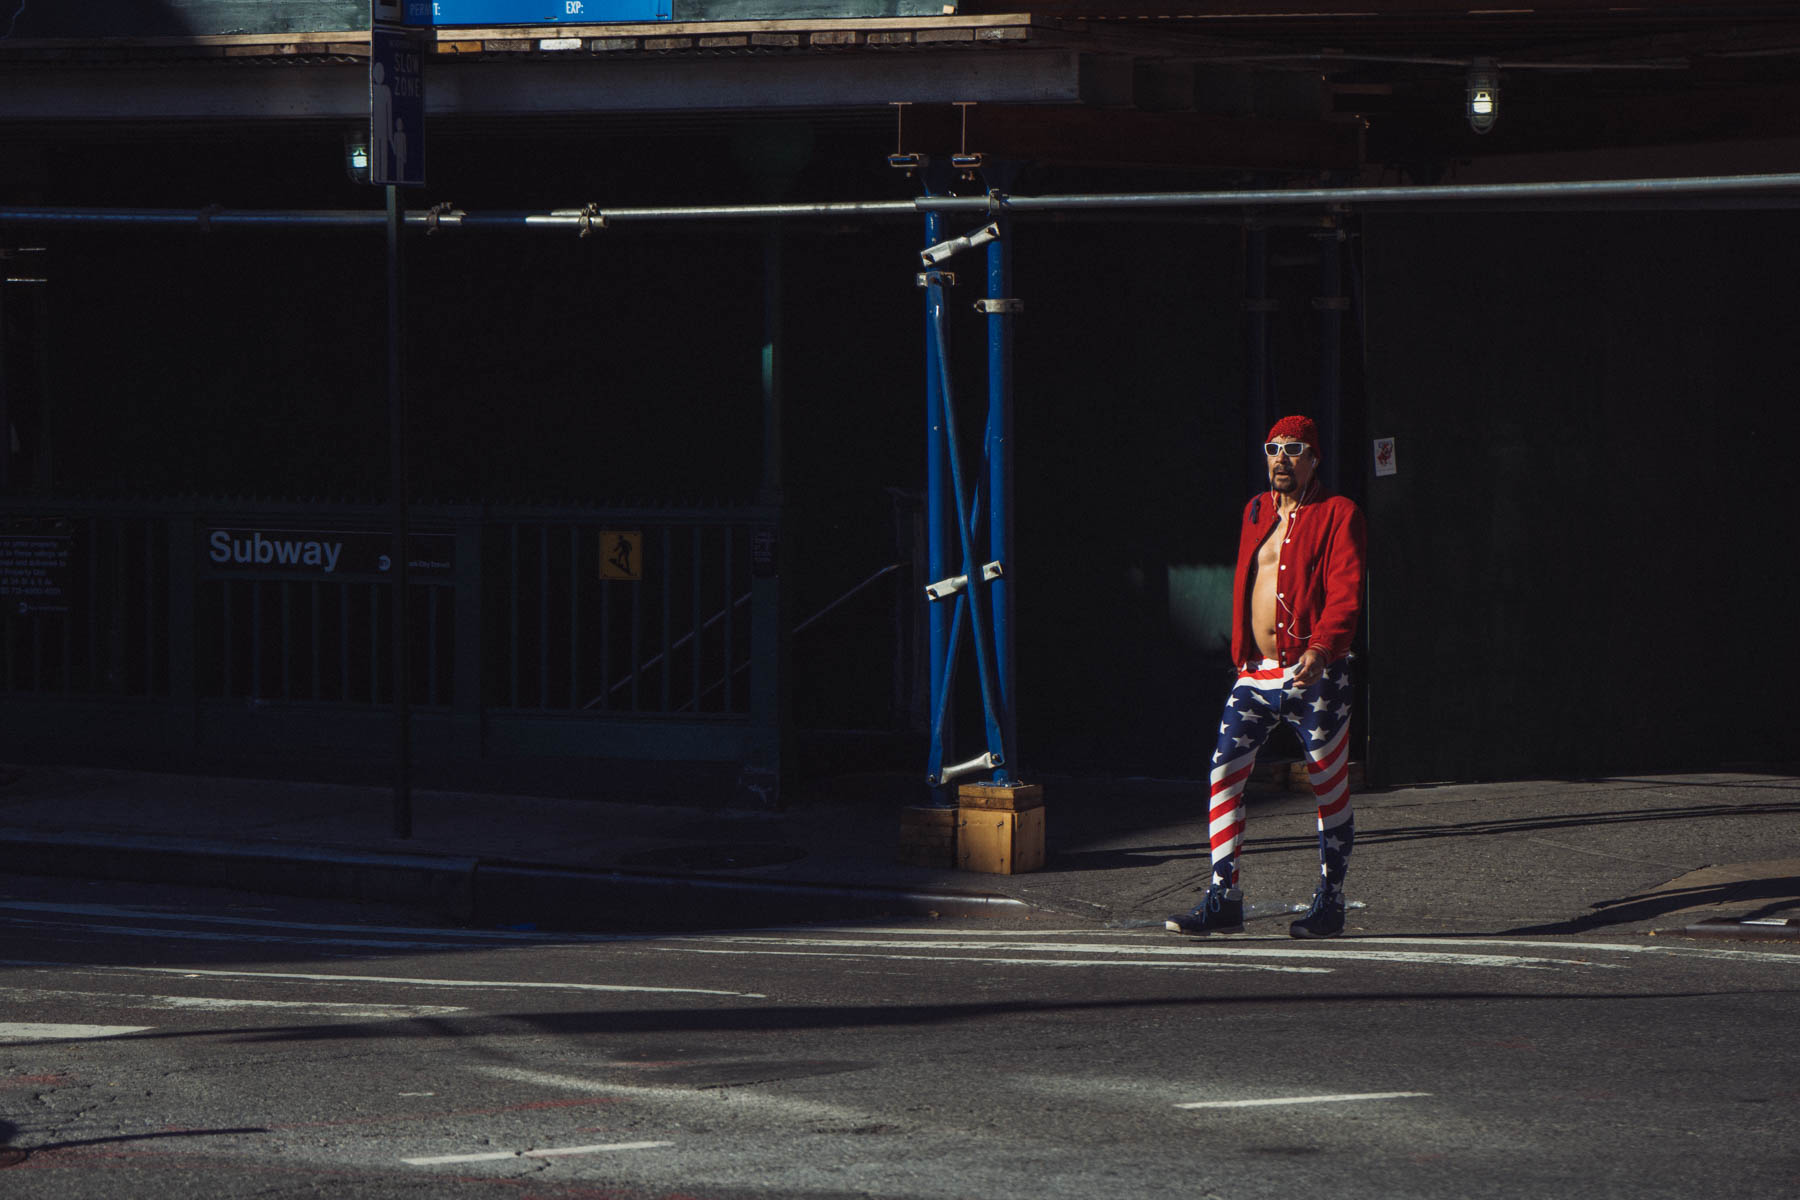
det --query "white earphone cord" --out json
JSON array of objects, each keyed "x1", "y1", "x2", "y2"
[{"x1": 1270, "y1": 477, "x2": 1321, "y2": 645}]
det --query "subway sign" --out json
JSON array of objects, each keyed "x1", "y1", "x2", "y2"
[{"x1": 203, "y1": 528, "x2": 454, "y2": 579}]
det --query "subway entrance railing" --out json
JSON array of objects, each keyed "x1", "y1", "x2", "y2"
[{"x1": 0, "y1": 498, "x2": 792, "y2": 779}]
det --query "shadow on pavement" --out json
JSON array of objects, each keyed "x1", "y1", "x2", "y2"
[
  {"x1": 1501, "y1": 873, "x2": 1800, "y2": 936},
  {"x1": 0, "y1": 1126, "x2": 269, "y2": 1160},
  {"x1": 1048, "y1": 799, "x2": 1800, "y2": 873},
  {"x1": 1227, "y1": 799, "x2": 1800, "y2": 858},
  {"x1": 76, "y1": 988, "x2": 1749, "y2": 1051}
]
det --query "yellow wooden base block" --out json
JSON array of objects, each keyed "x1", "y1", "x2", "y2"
[
  {"x1": 899, "y1": 805, "x2": 958, "y2": 868},
  {"x1": 956, "y1": 782, "x2": 1045, "y2": 812},
  {"x1": 956, "y1": 805, "x2": 1045, "y2": 875}
]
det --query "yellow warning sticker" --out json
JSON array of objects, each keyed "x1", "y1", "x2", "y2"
[{"x1": 599, "y1": 530, "x2": 643, "y2": 581}]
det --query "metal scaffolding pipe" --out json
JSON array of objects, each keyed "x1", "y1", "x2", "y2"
[
  {"x1": 0, "y1": 207, "x2": 392, "y2": 230},
  {"x1": 6, "y1": 170, "x2": 1800, "y2": 234},
  {"x1": 981, "y1": 170, "x2": 1800, "y2": 213}
]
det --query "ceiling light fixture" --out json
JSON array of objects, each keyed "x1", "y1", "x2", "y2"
[{"x1": 1467, "y1": 58, "x2": 1500, "y2": 134}]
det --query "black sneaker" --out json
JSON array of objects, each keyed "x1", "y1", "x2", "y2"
[
  {"x1": 1166, "y1": 885, "x2": 1244, "y2": 935},
  {"x1": 1288, "y1": 883, "x2": 1345, "y2": 939}
]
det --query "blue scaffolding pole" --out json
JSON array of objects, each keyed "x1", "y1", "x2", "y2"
[
  {"x1": 984, "y1": 208, "x2": 1018, "y2": 784},
  {"x1": 921, "y1": 172, "x2": 955, "y2": 805},
  {"x1": 918, "y1": 190, "x2": 1015, "y2": 795}
]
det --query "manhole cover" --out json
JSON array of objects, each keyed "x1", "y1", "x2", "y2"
[{"x1": 620, "y1": 844, "x2": 807, "y2": 871}]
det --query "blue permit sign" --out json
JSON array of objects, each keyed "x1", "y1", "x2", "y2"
[{"x1": 406, "y1": 0, "x2": 671, "y2": 24}]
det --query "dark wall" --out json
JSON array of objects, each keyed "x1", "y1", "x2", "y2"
[
  {"x1": 1007, "y1": 219, "x2": 1254, "y2": 775},
  {"x1": 5, "y1": 120, "x2": 1351, "y2": 778},
  {"x1": 1361, "y1": 210, "x2": 1800, "y2": 783}
]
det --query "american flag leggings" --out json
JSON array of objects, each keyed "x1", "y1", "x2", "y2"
[{"x1": 1207, "y1": 657, "x2": 1355, "y2": 892}]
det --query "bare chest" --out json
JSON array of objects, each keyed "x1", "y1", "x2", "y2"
[{"x1": 1255, "y1": 513, "x2": 1292, "y2": 573}]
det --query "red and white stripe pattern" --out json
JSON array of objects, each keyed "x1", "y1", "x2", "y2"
[{"x1": 1207, "y1": 657, "x2": 1354, "y2": 888}]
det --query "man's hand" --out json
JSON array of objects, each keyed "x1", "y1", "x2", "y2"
[{"x1": 1291, "y1": 647, "x2": 1328, "y2": 688}]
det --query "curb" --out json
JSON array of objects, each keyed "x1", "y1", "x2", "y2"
[
  {"x1": 0, "y1": 829, "x2": 478, "y2": 914},
  {"x1": 0, "y1": 829, "x2": 1028, "y2": 932},
  {"x1": 1681, "y1": 916, "x2": 1800, "y2": 941}
]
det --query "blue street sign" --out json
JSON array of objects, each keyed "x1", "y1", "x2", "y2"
[
  {"x1": 405, "y1": 0, "x2": 670, "y2": 23},
  {"x1": 370, "y1": 24, "x2": 426, "y2": 186}
]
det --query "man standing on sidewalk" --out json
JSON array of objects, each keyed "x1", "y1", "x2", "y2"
[{"x1": 1167, "y1": 415, "x2": 1366, "y2": 939}]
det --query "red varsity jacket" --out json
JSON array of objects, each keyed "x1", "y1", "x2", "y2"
[{"x1": 1229, "y1": 486, "x2": 1367, "y2": 670}]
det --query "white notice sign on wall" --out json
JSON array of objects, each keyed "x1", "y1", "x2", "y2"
[{"x1": 1373, "y1": 437, "x2": 1397, "y2": 477}]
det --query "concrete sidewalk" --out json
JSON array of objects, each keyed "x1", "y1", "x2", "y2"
[{"x1": 0, "y1": 761, "x2": 1796, "y2": 940}]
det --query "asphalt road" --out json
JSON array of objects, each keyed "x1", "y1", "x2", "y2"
[{"x1": 2, "y1": 874, "x2": 1797, "y2": 1199}]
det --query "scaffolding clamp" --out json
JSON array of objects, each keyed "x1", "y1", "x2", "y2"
[
  {"x1": 424, "y1": 202, "x2": 459, "y2": 234},
  {"x1": 921, "y1": 221, "x2": 1002, "y2": 266},
  {"x1": 574, "y1": 203, "x2": 608, "y2": 237},
  {"x1": 916, "y1": 269, "x2": 957, "y2": 289},
  {"x1": 973, "y1": 298, "x2": 1023, "y2": 315},
  {"x1": 930, "y1": 750, "x2": 1001, "y2": 787},
  {"x1": 547, "y1": 203, "x2": 605, "y2": 237},
  {"x1": 924, "y1": 560, "x2": 1003, "y2": 601},
  {"x1": 925, "y1": 574, "x2": 967, "y2": 602}
]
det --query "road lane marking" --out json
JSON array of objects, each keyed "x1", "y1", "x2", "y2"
[
  {"x1": 403, "y1": 1140, "x2": 671, "y2": 1165},
  {"x1": 0, "y1": 916, "x2": 522, "y2": 953},
  {"x1": 1177, "y1": 1091, "x2": 1430, "y2": 1109},
  {"x1": 526, "y1": 1141, "x2": 672, "y2": 1157},
  {"x1": 770, "y1": 930, "x2": 1800, "y2": 967},
  {"x1": 0, "y1": 901, "x2": 641, "y2": 944},
  {"x1": 659, "y1": 947, "x2": 1331, "y2": 974},
  {"x1": 1353, "y1": 937, "x2": 1800, "y2": 965},
  {"x1": 668, "y1": 936, "x2": 1618, "y2": 971},
  {"x1": 0, "y1": 1022, "x2": 152, "y2": 1041},
  {"x1": 470, "y1": 1066, "x2": 878, "y2": 1121},
  {"x1": 0, "y1": 985, "x2": 465, "y2": 1019},
  {"x1": 0, "y1": 962, "x2": 762, "y2": 999}
]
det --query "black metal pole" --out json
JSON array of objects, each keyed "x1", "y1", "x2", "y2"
[
  {"x1": 0, "y1": 278, "x2": 9, "y2": 494},
  {"x1": 1318, "y1": 222, "x2": 1344, "y2": 495},
  {"x1": 1245, "y1": 224, "x2": 1271, "y2": 496},
  {"x1": 387, "y1": 184, "x2": 412, "y2": 838}
]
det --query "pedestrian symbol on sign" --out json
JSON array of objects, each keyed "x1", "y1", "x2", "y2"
[{"x1": 599, "y1": 531, "x2": 643, "y2": 581}]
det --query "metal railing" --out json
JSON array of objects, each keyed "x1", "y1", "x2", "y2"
[
  {"x1": 1, "y1": 498, "x2": 774, "y2": 766},
  {"x1": 1, "y1": 511, "x2": 168, "y2": 699},
  {"x1": 491, "y1": 513, "x2": 752, "y2": 717}
]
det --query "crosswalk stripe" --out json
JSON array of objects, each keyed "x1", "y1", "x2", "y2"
[
  {"x1": 0, "y1": 1022, "x2": 152, "y2": 1041},
  {"x1": 0, "y1": 985, "x2": 464, "y2": 1020},
  {"x1": 403, "y1": 1141, "x2": 672, "y2": 1165},
  {"x1": 1178, "y1": 1091, "x2": 1430, "y2": 1109},
  {"x1": 0, "y1": 961, "x2": 762, "y2": 999},
  {"x1": 658, "y1": 946, "x2": 1331, "y2": 974}
]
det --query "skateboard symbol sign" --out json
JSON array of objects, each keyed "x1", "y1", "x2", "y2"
[{"x1": 599, "y1": 531, "x2": 643, "y2": 581}]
